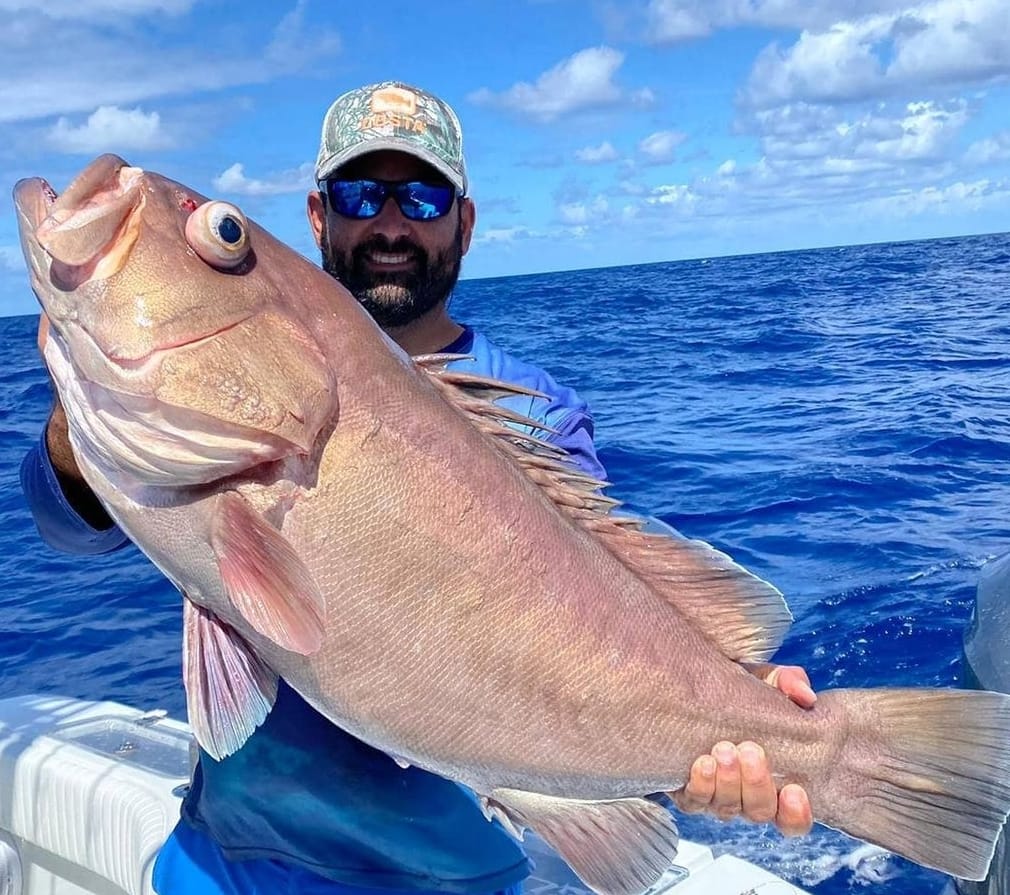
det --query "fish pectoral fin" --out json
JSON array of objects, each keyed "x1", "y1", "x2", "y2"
[
  {"x1": 210, "y1": 491, "x2": 325, "y2": 655},
  {"x1": 485, "y1": 789, "x2": 680, "y2": 895},
  {"x1": 183, "y1": 597, "x2": 279, "y2": 761}
]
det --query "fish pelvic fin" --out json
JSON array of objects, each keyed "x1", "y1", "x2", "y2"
[
  {"x1": 183, "y1": 597, "x2": 278, "y2": 761},
  {"x1": 420, "y1": 360, "x2": 790, "y2": 663},
  {"x1": 210, "y1": 491, "x2": 325, "y2": 655},
  {"x1": 484, "y1": 789, "x2": 680, "y2": 895},
  {"x1": 815, "y1": 688, "x2": 1010, "y2": 881}
]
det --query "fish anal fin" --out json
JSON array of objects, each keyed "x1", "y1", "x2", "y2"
[
  {"x1": 485, "y1": 789, "x2": 680, "y2": 895},
  {"x1": 183, "y1": 597, "x2": 278, "y2": 761},
  {"x1": 420, "y1": 360, "x2": 790, "y2": 663},
  {"x1": 210, "y1": 491, "x2": 325, "y2": 655}
]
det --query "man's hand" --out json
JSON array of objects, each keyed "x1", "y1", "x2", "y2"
[{"x1": 669, "y1": 664, "x2": 815, "y2": 837}]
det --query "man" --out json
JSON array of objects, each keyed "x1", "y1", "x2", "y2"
[{"x1": 21, "y1": 81, "x2": 813, "y2": 894}]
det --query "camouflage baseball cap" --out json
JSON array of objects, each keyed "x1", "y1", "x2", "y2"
[{"x1": 315, "y1": 81, "x2": 468, "y2": 194}]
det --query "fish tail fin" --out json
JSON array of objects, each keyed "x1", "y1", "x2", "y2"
[{"x1": 816, "y1": 688, "x2": 1010, "y2": 881}]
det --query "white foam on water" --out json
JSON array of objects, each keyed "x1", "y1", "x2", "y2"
[{"x1": 692, "y1": 822, "x2": 901, "y2": 890}]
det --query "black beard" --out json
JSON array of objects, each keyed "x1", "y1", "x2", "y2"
[{"x1": 321, "y1": 223, "x2": 463, "y2": 329}]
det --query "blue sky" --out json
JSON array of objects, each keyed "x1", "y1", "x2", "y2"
[{"x1": 2, "y1": 0, "x2": 1009, "y2": 316}]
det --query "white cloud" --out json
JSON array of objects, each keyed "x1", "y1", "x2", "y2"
[
  {"x1": 873, "y1": 100, "x2": 968, "y2": 160},
  {"x1": 473, "y1": 226, "x2": 540, "y2": 245},
  {"x1": 887, "y1": 1, "x2": 1010, "y2": 86},
  {"x1": 618, "y1": 179, "x2": 650, "y2": 196},
  {"x1": 213, "y1": 162, "x2": 314, "y2": 196},
  {"x1": 0, "y1": 3, "x2": 340, "y2": 124},
  {"x1": 575, "y1": 141, "x2": 620, "y2": 163},
  {"x1": 47, "y1": 105, "x2": 170, "y2": 153},
  {"x1": 557, "y1": 195, "x2": 610, "y2": 226},
  {"x1": 865, "y1": 179, "x2": 1010, "y2": 215},
  {"x1": 638, "y1": 129, "x2": 687, "y2": 163},
  {"x1": 0, "y1": 0, "x2": 194, "y2": 16},
  {"x1": 477, "y1": 197, "x2": 522, "y2": 215},
  {"x1": 570, "y1": 97, "x2": 1010, "y2": 240},
  {"x1": 630, "y1": 87, "x2": 657, "y2": 106},
  {"x1": 645, "y1": 1, "x2": 712, "y2": 42},
  {"x1": 740, "y1": 0, "x2": 1010, "y2": 109},
  {"x1": 742, "y1": 19, "x2": 890, "y2": 108},
  {"x1": 965, "y1": 132, "x2": 1010, "y2": 165},
  {"x1": 645, "y1": 0, "x2": 947, "y2": 44},
  {"x1": 646, "y1": 184, "x2": 699, "y2": 208},
  {"x1": 468, "y1": 47, "x2": 637, "y2": 122},
  {"x1": 265, "y1": 0, "x2": 341, "y2": 66},
  {"x1": 751, "y1": 99, "x2": 969, "y2": 169}
]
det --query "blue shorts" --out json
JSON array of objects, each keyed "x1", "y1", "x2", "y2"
[{"x1": 152, "y1": 820, "x2": 525, "y2": 895}]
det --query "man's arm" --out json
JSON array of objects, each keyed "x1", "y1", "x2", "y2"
[{"x1": 21, "y1": 404, "x2": 128, "y2": 555}]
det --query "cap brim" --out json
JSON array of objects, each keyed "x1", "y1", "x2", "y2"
[{"x1": 316, "y1": 138, "x2": 466, "y2": 194}]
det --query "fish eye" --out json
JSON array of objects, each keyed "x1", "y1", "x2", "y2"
[{"x1": 185, "y1": 200, "x2": 251, "y2": 269}]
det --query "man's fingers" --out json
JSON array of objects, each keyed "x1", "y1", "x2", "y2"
[
  {"x1": 775, "y1": 783, "x2": 814, "y2": 837},
  {"x1": 670, "y1": 740, "x2": 815, "y2": 838},
  {"x1": 709, "y1": 742, "x2": 743, "y2": 819},
  {"x1": 738, "y1": 742, "x2": 778, "y2": 824}
]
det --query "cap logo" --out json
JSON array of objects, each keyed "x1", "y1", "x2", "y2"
[{"x1": 359, "y1": 86, "x2": 427, "y2": 134}]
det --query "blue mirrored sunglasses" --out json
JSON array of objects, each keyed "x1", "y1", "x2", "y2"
[{"x1": 323, "y1": 178, "x2": 460, "y2": 221}]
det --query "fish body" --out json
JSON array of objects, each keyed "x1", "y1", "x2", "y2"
[{"x1": 15, "y1": 155, "x2": 1010, "y2": 893}]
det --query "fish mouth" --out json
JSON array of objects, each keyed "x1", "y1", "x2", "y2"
[{"x1": 14, "y1": 153, "x2": 145, "y2": 285}]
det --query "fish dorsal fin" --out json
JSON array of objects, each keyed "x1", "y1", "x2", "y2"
[
  {"x1": 582, "y1": 522, "x2": 792, "y2": 662},
  {"x1": 419, "y1": 358, "x2": 791, "y2": 663}
]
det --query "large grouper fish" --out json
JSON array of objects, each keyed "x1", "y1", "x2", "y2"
[{"x1": 14, "y1": 154, "x2": 1010, "y2": 892}]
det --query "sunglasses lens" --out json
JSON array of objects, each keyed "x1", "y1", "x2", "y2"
[
  {"x1": 325, "y1": 180, "x2": 457, "y2": 220},
  {"x1": 397, "y1": 182, "x2": 455, "y2": 220},
  {"x1": 326, "y1": 180, "x2": 387, "y2": 218}
]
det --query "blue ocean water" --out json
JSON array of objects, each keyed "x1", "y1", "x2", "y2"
[{"x1": 2, "y1": 231, "x2": 1010, "y2": 892}]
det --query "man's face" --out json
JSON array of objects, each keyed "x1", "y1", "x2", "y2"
[{"x1": 313, "y1": 151, "x2": 474, "y2": 329}]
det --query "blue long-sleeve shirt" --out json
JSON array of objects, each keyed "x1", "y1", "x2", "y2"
[{"x1": 20, "y1": 325, "x2": 606, "y2": 894}]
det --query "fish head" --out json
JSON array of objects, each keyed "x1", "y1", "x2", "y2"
[{"x1": 13, "y1": 154, "x2": 338, "y2": 487}]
